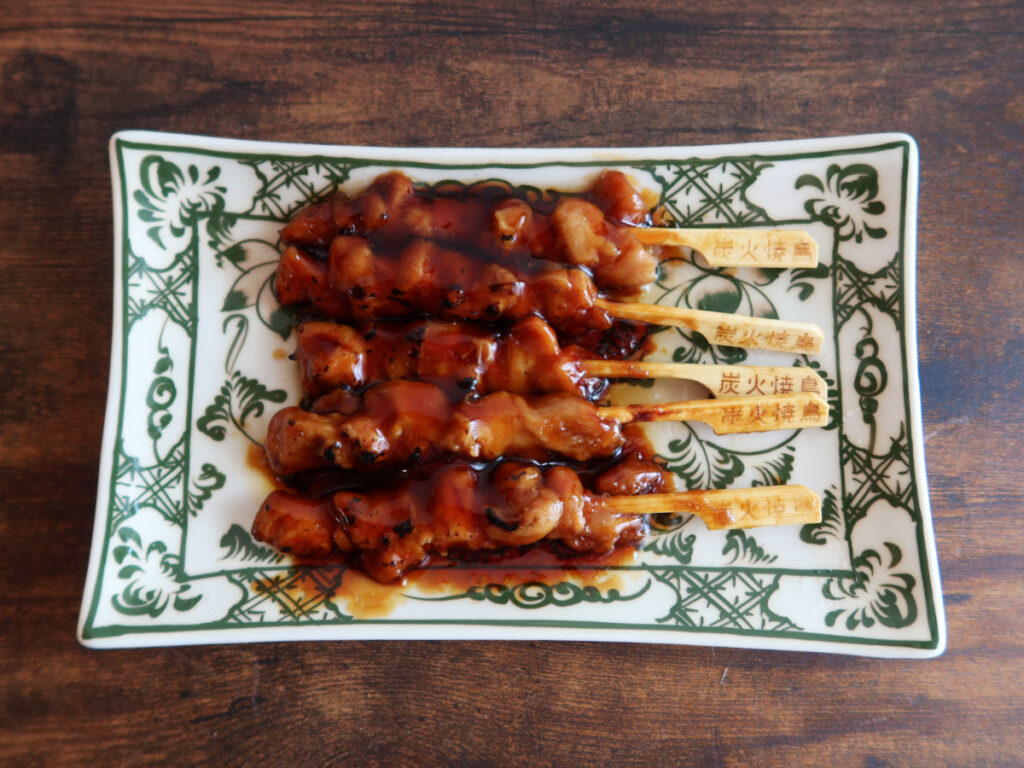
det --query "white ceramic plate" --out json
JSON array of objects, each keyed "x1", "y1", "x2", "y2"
[{"x1": 79, "y1": 131, "x2": 944, "y2": 656}]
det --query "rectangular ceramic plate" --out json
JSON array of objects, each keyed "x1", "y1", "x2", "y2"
[{"x1": 79, "y1": 131, "x2": 944, "y2": 656}]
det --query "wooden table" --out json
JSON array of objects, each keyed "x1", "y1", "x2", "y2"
[{"x1": 2, "y1": 2, "x2": 1021, "y2": 765}]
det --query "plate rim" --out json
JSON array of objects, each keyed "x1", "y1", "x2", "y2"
[{"x1": 79, "y1": 131, "x2": 944, "y2": 656}]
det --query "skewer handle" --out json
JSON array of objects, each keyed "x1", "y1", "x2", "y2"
[
  {"x1": 599, "y1": 392, "x2": 829, "y2": 434},
  {"x1": 581, "y1": 360, "x2": 827, "y2": 399},
  {"x1": 597, "y1": 298, "x2": 824, "y2": 355},
  {"x1": 603, "y1": 485, "x2": 821, "y2": 530},
  {"x1": 634, "y1": 227, "x2": 819, "y2": 269}
]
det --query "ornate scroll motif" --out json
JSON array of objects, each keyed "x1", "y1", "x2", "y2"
[
  {"x1": 111, "y1": 527, "x2": 200, "y2": 618},
  {"x1": 416, "y1": 580, "x2": 652, "y2": 609},
  {"x1": 797, "y1": 163, "x2": 887, "y2": 242}
]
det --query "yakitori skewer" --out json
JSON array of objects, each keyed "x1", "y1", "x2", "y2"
[
  {"x1": 263, "y1": 380, "x2": 829, "y2": 477},
  {"x1": 252, "y1": 461, "x2": 822, "y2": 582},
  {"x1": 281, "y1": 170, "x2": 818, "y2": 283},
  {"x1": 293, "y1": 317, "x2": 828, "y2": 398},
  {"x1": 281, "y1": 169, "x2": 658, "y2": 288},
  {"x1": 276, "y1": 237, "x2": 825, "y2": 354}
]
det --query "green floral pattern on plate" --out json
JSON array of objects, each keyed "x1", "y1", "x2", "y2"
[{"x1": 78, "y1": 133, "x2": 943, "y2": 656}]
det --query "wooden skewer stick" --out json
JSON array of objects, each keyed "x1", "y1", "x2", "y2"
[
  {"x1": 633, "y1": 227, "x2": 819, "y2": 269},
  {"x1": 600, "y1": 392, "x2": 829, "y2": 435},
  {"x1": 597, "y1": 298, "x2": 824, "y2": 355},
  {"x1": 581, "y1": 360, "x2": 827, "y2": 399},
  {"x1": 602, "y1": 484, "x2": 821, "y2": 530}
]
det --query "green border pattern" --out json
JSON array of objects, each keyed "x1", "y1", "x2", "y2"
[{"x1": 80, "y1": 137, "x2": 940, "y2": 654}]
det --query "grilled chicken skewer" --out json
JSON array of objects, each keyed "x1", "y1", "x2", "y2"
[
  {"x1": 264, "y1": 379, "x2": 829, "y2": 477},
  {"x1": 294, "y1": 316, "x2": 827, "y2": 399},
  {"x1": 252, "y1": 461, "x2": 821, "y2": 582},
  {"x1": 277, "y1": 234, "x2": 824, "y2": 354},
  {"x1": 281, "y1": 169, "x2": 658, "y2": 289},
  {"x1": 283, "y1": 170, "x2": 817, "y2": 291}
]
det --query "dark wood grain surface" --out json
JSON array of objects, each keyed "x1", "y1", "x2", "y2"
[{"x1": 2, "y1": 2, "x2": 1022, "y2": 766}]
